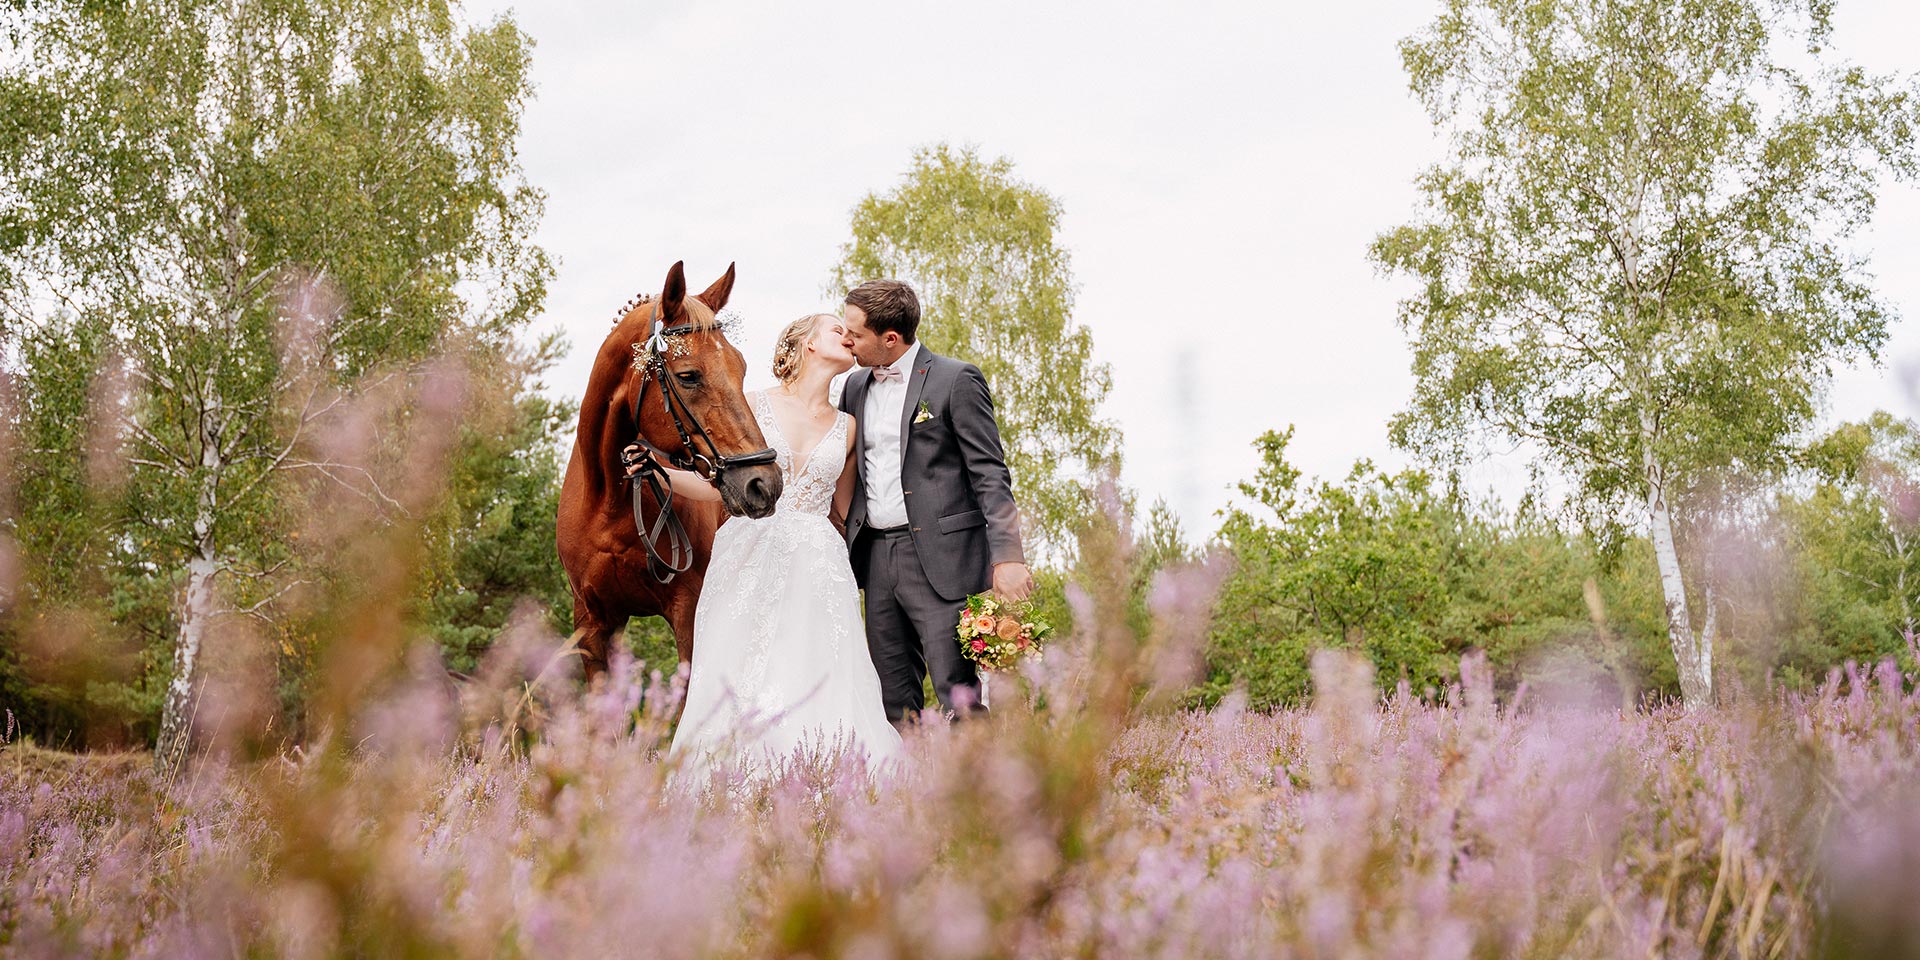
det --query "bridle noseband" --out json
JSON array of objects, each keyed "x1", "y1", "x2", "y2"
[{"x1": 619, "y1": 304, "x2": 778, "y2": 584}]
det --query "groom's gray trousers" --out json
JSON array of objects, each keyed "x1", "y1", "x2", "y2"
[
  {"x1": 840, "y1": 348, "x2": 1025, "y2": 722},
  {"x1": 858, "y1": 525, "x2": 978, "y2": 721}
]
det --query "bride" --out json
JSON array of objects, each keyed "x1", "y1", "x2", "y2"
[{"x1": 633, "y1": 312, "x2": 902, "y2": 778}]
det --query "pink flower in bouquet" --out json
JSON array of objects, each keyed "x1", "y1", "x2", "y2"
[
  {"x1": 970, "y1": 638, "x2": 987, "y2": 653},
  {"x1": 973, "y1": 615, "x2": 996, "y2": 634}
]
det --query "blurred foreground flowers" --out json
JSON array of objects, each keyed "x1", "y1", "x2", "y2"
[{"x1": 3, "y1": 500, "x2": 1919, "y2": 958}]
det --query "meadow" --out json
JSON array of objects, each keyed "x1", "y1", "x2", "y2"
[{"x1": 5, "y1": 591, "x2": 1917, "y2": 958}]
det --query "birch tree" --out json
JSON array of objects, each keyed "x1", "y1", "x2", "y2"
[
  {"x1": 0, "y1": 0, "x2": 548, "y2": 768},
  {"x1": 1371, "y1": 0, "x2": 1918, "y2": 706}
]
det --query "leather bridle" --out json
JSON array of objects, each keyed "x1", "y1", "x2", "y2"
[{"x1": 619, "y1": 304, "x2": 777, "y2": 583}]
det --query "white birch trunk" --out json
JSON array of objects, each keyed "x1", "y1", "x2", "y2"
[
  {"x1": 154, "y1": 397, "x2": 225, "y2": 776},
  {"x1": 155, "y1": 544, "x2": 216, "y2": 775},
  {"x1": 1620, "y1": 180, "x2": 1713, "y2": 708},
  {"x1": 156, "y1": 217, "x2": 253, "y2": 776},
  {"x1": 1644, "y1": 447, "x2": 1714, "y2": 708}
]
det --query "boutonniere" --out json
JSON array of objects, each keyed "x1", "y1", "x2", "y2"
[{"x1": 914, "y1": 401, "x2": 933, "y2": 424}]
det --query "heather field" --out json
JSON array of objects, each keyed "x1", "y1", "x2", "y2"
[
  {"x1": 5, "y1": 636, "x2": 1919, "y2": 959},
  {"x1": 12, "y1": 2, "x2": 1920, "y2": 958}
]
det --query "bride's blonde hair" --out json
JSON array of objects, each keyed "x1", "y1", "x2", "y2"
[{"x1": 771, "y1": 313, "x2": 838, "y2": 384}]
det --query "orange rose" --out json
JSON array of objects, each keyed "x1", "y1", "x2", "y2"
[
  {"x1": 974, "y1": 616, "x2": 996, "y2": 634},
  {"x1": 995, "y1": 619, "x2": 1022, "y2": 642}
]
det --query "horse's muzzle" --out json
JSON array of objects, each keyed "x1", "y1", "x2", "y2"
[{"x1": 719, "y1": 464, "x2": 782, "y2": 519}]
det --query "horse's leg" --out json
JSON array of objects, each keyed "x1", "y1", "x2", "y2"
[
  {"x1": 572, "y1": 596, "x2": 625, "y2": 685},
  {"x1": 661, "y1": 588, "x2": 700, "y2": 723},
  {"x1": 665, "y1": 588, "x2": 698, "y2": 666}
]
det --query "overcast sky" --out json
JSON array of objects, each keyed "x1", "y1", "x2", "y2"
[{"x1": 465, "y1": 0, "x2": 1920, "y2": 537}]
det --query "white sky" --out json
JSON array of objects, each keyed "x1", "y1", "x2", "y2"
[{"x1": 465, "y1": 0, "x2": 1920, "y2": 537}]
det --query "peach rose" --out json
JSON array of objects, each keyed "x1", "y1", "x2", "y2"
[
  {"x1": 974, "y1": 616, "x2": 996, "y2": 634},
  {"x1": 995, "y1": 619, "x2": 1023, "y2": 642}
]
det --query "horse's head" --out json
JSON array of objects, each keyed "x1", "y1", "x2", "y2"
[{"x1": 620, "y1": 261, "x2": 782, "y2": 519}]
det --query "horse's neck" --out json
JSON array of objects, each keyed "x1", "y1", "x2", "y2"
[{"x1": 576, "y1": 341, "x2": 640, "y2": 501}]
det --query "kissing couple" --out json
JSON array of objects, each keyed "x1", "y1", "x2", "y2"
[{"x1": 632, "y1": 279, "x2": 1032, "y2": 776}]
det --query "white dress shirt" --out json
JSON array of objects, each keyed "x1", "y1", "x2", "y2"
[{"x1": 860, "y1": 341, "x2": 920, "y2": 529}]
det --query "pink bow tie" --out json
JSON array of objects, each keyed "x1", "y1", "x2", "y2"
[{"x1": 872, "y1": 366, "x2": 904, "y2": 383}]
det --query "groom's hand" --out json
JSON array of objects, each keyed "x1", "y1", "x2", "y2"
[{"x1": 992, "y1": 562, "x2": 1034, "y2": 604}]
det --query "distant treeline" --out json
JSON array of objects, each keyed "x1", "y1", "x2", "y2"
[{"x1": 1183, "y1": 414, "x2": 1920, "y2": 710}]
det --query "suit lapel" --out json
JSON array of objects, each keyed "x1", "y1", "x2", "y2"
[
  {"x1": 849, "y1": 368, "x2": 872, "y2": 488},
  {"x1": 899, "y1": 347, "x2": 935, "y2": 456}
]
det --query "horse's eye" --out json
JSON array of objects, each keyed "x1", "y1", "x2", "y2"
[{"x1": 675, "y1": 371, "x2": 702, "y2": 387}]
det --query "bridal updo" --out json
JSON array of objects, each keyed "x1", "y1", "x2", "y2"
[{"x1": 772, "y1": 313, "x2": 838, "y2": 384}]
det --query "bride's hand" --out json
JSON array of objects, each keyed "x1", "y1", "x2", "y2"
[
  {"x1": 621, "y1": 445, "x2": 723, "y2": 502},
  {"x1": 622, "y1": 443, "x2": 670, "y2": 478}
]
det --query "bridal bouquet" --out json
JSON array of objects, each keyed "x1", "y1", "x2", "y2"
[{"x1": 956, "y1": 594, "x2": 1052, "y2": 672}]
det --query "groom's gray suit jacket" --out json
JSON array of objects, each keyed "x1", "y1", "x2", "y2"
[{"x1": 839, "y1": 347, "x2": 1025, "y2": 601}]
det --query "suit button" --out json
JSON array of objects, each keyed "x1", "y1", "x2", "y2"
[
  {"x1": 903, "y1": 490, "x2": 911, "y2": 495},
  {"x1": 912, "y1": 527, "x2": 921, "y2": 532}
]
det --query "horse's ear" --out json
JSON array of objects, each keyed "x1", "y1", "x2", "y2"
[
  {"x1": 659, "y1": 261, "x2": 688, "y2": 320},
  {"x1": 695, "y1": 262, "x2": 736, "y2": 313}
]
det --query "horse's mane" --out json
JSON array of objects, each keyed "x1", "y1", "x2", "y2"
[
  {"x1": 611, "y1": 292, "x2": 656, "y2": 327},
  {"x1": 608, "y1": 292, "x2": 741, "y2": 337}
]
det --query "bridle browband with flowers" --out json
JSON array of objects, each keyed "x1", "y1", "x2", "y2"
[{"x1": 619, "y1": 302, "x2": 777, "y2": 584}]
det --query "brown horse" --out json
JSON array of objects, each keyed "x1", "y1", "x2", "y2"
[{"x1": 557, "y1": 261, "x2": 783, "y2": 679}]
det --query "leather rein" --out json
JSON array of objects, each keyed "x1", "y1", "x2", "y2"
[{"x1": 619, "y1": 304, "x2": 777, "y2": 584}]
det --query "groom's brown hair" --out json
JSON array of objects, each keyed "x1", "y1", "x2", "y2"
[{"x1": 844, "y1": 279, "x2": 921, "y2": 343}]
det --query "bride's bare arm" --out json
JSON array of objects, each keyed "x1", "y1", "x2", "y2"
[
  {"x1": 623, "y1": 446, "x2": 724, "y2": 502},
  {"x1": 660, "y1": 465, "x2": 724, "y2": 502},
  {"x1": 832, "y1": 419, "x2": 858, "y2": 529}
]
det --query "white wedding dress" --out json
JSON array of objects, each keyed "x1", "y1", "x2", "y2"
[{"x1": 670, "y1": 391, "x2": 902, "y2": 778}]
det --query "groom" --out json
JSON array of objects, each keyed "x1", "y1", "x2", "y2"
[{"x1": 838, "y1": 279, "x2": 1031, "y2": 722}]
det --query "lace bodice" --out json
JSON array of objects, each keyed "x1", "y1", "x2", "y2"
[{"x1": 750, "y1": 390, "x2": 848, "y2": 517}]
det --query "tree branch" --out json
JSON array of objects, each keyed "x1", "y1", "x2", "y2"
[{"x1": 279, "y1": 459, "x2": 411, "y2": 516}]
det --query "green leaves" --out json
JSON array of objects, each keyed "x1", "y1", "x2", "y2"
[
  {"x1": 0, "y1": 0, "x2": 551, "y2": 747},
  {"x1": 1780, "y1": 413, "x2": 1920, "y2": 675},
  {"x1": 1205, "y1": 429, "x2": 1679, "y2": 708},
  {"x1": 1209, "y1": 430, "x2": 1457, "y2": 705}
]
